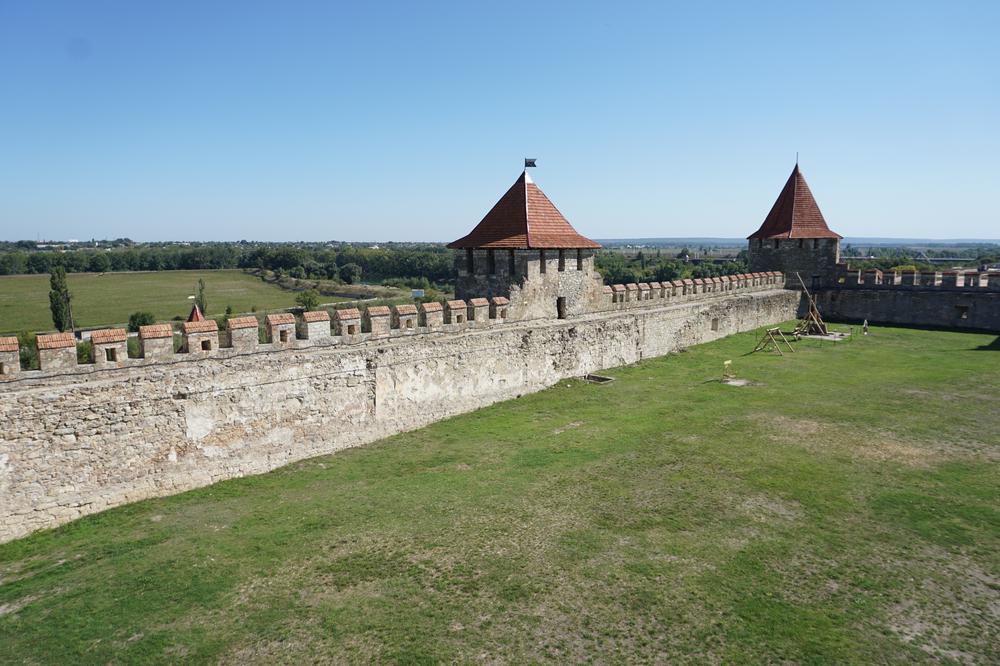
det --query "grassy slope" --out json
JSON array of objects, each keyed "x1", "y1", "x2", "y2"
[
  {"x1": 0, "y1": 270, "x2": 306, "y2": 333},
  {"x1": 1, "y1": 326, "x2": 998, "y2": 664}
]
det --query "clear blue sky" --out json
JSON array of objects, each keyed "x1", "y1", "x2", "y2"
[{"x1": 1, "y1": 1, "x2": 997, "y2": 242}]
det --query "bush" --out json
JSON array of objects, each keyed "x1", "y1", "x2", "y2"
[
  {"x1": 127, "y1": 311, "x2": 156, "y2": 332},
  {"x1": 339, "y1": 263, "x2": 362, "y2": 284},
  {"x1": 76, "y1": 340, "x2": 92, "y2": 364},
  {"x1": 296, "y1": 289, "x2": 321, "y2": 311},
  {"x1": 18, "y1": 332, "x2": 38, "y2": 370}
]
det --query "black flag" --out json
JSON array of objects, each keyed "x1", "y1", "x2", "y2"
[{"x1": 524, "y1": 158, "x2": 537, "y2": 168}]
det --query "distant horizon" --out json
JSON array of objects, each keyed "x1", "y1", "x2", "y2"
[
  {"x1": 1, "y1": 3, "x2": 997, "y2": 242},
  {"x1": 9, "y1": 235, "x2": 1000, "y2": 246}
]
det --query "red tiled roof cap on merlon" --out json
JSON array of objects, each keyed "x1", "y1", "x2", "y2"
[
  {"x1": 469, "y1": 297, "x2": 490, "y2": 307},
  {"x1": 367, "y1": 306, "x2": 391, "y2": 317},
  {"x1": 748, "y1": 164, "x2": 842, "y2": 240},
  {"x1": 90, "y1": 328, "x2": 127, "y2": 345},
  {"x1": 0, "y1": 336, "x2": 19, "y2": 352},
  {"x1": 491, "y1": 296, "x2": 510, "y2": 305},
  {"x1": 302, "y1": 310, "x2": 330, "y2": 322},
  {"x1": 37, "y1": 332, "x2": 76, "y2": 350},
  {"x1": 447, "y1": 171, "x2": 601, "y2": 250},
  {"x1": 395, "y1": 304, "x2": 418, "y2": 315},
  {"x1": 446, "y1": 299, "x2": 467, "y2": 309},
  {"x1": 227, "y1": 316, "x2": 259, "y2": 330},
  {"x1": 266, "y1": 313, "x2": 296, "y2": 326},
  {"x1": 420, "y1": 302, "x2": 443, "y2": 312},
  {"x1": 139, "y1": 324, "x2": 173, "y2": 339},
  {"x1": 335, "y1": 308, "x2": 361, "y2": 320},
  {"x1": 183, "y1": 320, "x2": 218, "y2": 334}
]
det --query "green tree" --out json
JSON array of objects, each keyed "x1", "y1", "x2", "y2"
[
  {"x1": 295, "y1": 289, "x2": 321, "y2": 311},
  {"x1": 88, "y1": 253, "x2": 112, "y2": 273},
  {"x1": 339, "y1": 263, "x2": 362, "y2": 284},
  {"x1": 195, "y1": 278, "x2": 208, "y2": 315},
  {"x1": 48, "y1": 267, "x2": 74, "y2": 332},
  {"x1": 127, "y1": 311, "x2": 156, "y2": 332}
]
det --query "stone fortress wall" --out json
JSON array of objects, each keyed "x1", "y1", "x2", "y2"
[
  {"x1": 0, "y1": 273, "x2": 793, "y2": 543},
  {"x1": 814, "y1": 263, "x2": 1000, "y2": 332}
]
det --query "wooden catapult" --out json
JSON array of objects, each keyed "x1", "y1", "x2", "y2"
[
  {"x1": 792, "y1": 272, "x2": 829, "y2": 337},
  {"x1": 751, "y1": 327, "x2": 796, "y2": 355}
]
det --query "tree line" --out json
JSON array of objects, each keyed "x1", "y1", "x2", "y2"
[
  {"x1": 595, "y1": 250, "x2": 748, "y2": 285},
  {"x1": 0, "y1": 243, "x2": 455, "y2": 285}
]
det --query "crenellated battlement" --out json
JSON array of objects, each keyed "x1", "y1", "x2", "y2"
[
  {"x1": 832, "y1": 262, "x2": 1000, "y2": 292},
  {"x1": 0, "y1": 272, "x2": 787, "y2": 384},
  {"x1": 601, "y1": 271, "x2": 785, "y2": 309},
  {"x1": 0, "y1": 298, "x2": 511, "y2": 381}
]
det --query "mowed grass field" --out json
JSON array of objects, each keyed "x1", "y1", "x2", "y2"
[
  {"x1": 0, "y1": 270, "x2": 300, "y2": 333},
  {"x1": 1, "y1": 326, "x2": 999, "y2": 663}
]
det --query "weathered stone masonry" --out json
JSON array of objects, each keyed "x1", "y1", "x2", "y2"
[{"x1": 0, "y1": 282, "x2": 797, "y2": 543}]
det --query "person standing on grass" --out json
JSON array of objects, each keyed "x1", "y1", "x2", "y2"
[{"x1": 863, "y1": 319, "x2": 869, "y2": 336}]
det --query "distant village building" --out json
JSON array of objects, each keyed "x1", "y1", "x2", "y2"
[
  {"x1": 747, "y1": 164, "x2": 842, "y2": 288},
  {"x1": 448, "y1": 169, "x2": 604, "y2": 320}
]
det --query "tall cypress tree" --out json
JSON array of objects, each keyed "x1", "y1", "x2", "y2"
[
  {"x1": 49, "y1": 266, "x2": 74, "y2": 332},
  {"x1": 195, "y1": 278, "x2": 208, "y2": 315}
]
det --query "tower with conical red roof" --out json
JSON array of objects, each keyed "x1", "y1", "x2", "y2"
[
  {"x1": 747, "y1": 164, "x2": 842, "y2": 288},
  {"x1": 448, "y1": 169, "x2": 604, "y2": 320}
]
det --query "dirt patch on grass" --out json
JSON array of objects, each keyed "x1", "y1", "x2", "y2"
[
  {"x1": 749, "y1": 415, "x2": 946, "y2": 468},
  {"x1": 885, "y1": 548, "x2": 1000, "y2": 664},
  {"x1": 740, "y1": 494, "x2": 803, "y2": 522},
  {"x1": 552, "y1": 421, "x2": 584, "y2": 435},
  {"x1": 0, "y1": 595, "x2": 37, "y2": 617}
]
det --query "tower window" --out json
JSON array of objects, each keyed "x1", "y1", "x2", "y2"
[
  {"x1": 487, "y1": 250, "x2": 496, "y2": 274},
  {"x1": 774, "y1": 239, "x2": 780, "y2": 249},
  {"x1": 798, "y1": 239, "x2": 804, "y2": 249},
  {"x1": 758, "y1": 239, "x2": 763, "y2": 249},
  {"x1": 465, "y1": 248, "x2": 474, "y2": 273},
  {"x1": 558, "y1": 249, "x2": 565, "y2": 272},
  {"x1": 539, "y1": 250, "x2": 546, "y2": 273},
  {"x1": 509, "y1": 249, "x2": 516, "y2": 274},
  {"x1": 577, "y1": 249, "x2": 583, "y2": 270},
  {"x1": 813, "y1": 239, "x2": 819, "y2": 249}
]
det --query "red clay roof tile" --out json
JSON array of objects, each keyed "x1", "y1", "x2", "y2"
[
  {"x1": 420, "y1": 302, "x2": 443, "y2": 312},
  {"x1": 469, "y1": 297, "x2": 490, "y2": 307},
  {"x1": 0, "y1": 336, "x2": 19, "y2": 352},
  {"x1": 447, "y1": 171, "x2": 601, "y2": 249},
  {"x1": 366, "y1": 306, "x2": 391, "y2": 316},
  {"x1": 90, "y1": 328, "x2": 127, "y2": 344},
  {"x1": 748, "y1": 165, "x2": 842, "y2": 240},
  {"x1": 37, "y1": 332, "x2": 76, "y2": 349},
  {"x1": 139, "y1": 324, "x2": 173, "y2": 339},
  {"x1": 394, "y1": 304, "x2": 418, "y2": 315},
  {"x1": 446, "y1": 300, "x2": 466, "y2": 309},
  {"x1": 227, "y1": 316, "x2": 259, "y2": 330},
  {"x1": 183, "y1": 320, "x2": 218, "y2": 334},
  {"x1": 335, "y1": 308, "x2": 361, "y2": 320},
  {"x1": 266, "y1": 313, "x2": 296, "y2": 326},
  {"x1": 491, "y1": 296, "x2": 510, "y2": 305},
  {"x1": 303, "y1": 310, "x2": 330, "y2": 322}
]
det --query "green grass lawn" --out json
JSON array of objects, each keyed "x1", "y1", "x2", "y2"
[
  {"x1": 1, "y1": 326, "x2": 999, "y2": 663},
  {"x1": 0, "y1": 270, "x2": 309, "y2": 333}
]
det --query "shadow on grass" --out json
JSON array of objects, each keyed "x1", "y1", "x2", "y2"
[{"x1": 974, "y1": 336, "x2": 1000, "y2": 351}]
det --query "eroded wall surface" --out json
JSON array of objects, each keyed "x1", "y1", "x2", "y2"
[{"x1": 0, "y1": 289, "x2": 799, "y2": 543}]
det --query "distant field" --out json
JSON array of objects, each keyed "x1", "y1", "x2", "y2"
[
  {"x1": 0, "y1": 270, "x2": 308, "y2": 333},
  {"x1": 1, "y1": 326, "x2": 998, "y2": 663}
]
